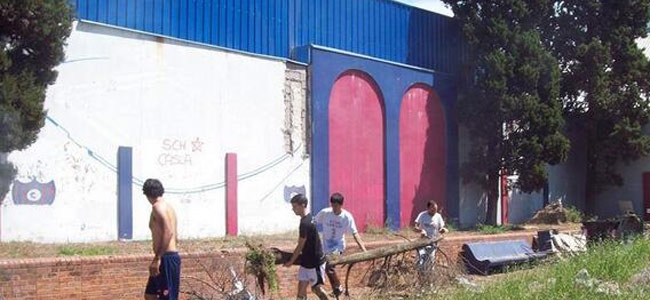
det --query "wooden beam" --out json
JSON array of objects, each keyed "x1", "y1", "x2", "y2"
[{"x1": 327, "y1": 237, "x2": 444, "y2": 266}]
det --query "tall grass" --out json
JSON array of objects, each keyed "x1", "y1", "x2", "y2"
[{"x1": 440, "y1": 237, "x2": 650, "y2": 299}]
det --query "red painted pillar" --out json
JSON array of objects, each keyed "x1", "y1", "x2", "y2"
[
  {"x1": 500, "y1": 170, "x2": 509, "y2": 225},
  {"x1": 226, "y1": 153, "x2": 238, "y2": 236}
]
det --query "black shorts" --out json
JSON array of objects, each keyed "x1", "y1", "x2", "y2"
[{"x1": 145, "y1": 252, "x2": 181, "y2": 300}]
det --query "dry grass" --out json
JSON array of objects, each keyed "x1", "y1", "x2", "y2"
[
  {"x1": 0, "y1": 232, "x2": 297, "y2": 259},
  {"x1": 0, "y1": 230, "x2": 400, "y2": 259},
  {"x1": 0, "y1": 224, "x2": 582, "y2": 260}
]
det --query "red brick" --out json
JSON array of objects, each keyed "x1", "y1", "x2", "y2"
[{"x1": 0, "y1": 231, "x2": 546, "y2": 299}]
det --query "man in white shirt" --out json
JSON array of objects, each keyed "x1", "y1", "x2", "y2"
[
  {"x1": 315, "y1": 192, "x2": 367, "y2": 297},
  {"x1": 413, "y1": 200, "x2": 447, "y2": 267}
]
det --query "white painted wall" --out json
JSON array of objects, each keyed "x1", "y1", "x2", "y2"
[
  {"x1": 457, "y1": 126, "x2": 487, "y2": 228},
  {"x1": 506, "y1": 183, "x2": 544, "y2": 224},
  {"x1": 1, "y1": 21, "x2": 309, "y2": 243}
]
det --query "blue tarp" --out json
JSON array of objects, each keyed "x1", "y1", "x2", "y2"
[{"x1": 460, "y1": 239, "x2": 547, "y2": 275}]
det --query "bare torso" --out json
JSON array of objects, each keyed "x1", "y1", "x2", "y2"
[{"x1": 149, "y1": 200, "x2": 178, "y2": 254}]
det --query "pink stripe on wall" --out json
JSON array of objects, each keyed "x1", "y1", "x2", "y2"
[{"x1": 226, "y1": 153, "x2": 238, "y2": 236}]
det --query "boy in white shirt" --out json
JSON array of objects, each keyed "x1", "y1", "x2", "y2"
[
  {"x1": 315, "y1": 193, "x2": 367, "y2": 297},
  {"x1": 413, "y1": 200, "x2": 447, "y2": 267}
]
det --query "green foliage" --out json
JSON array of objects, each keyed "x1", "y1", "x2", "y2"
[
  {"x1": 475, "y1": 223, "x2": 523, "y2": 235},
  {"x1": 440, "y1": 237, "x2": 650, "y2": 299},
  {"x1": 445, "y1": 0, "x2": 650, "y2": 216},
  {"x1": 446, "y1": 222, "x2": 458, "y2": 233},
  {"x1": 57, "y1": 245, "x2": 115, "y2": 256},
  {"x1": 476, "y1": 223, "x2": 509, "y2": 235},
  {"x1": 564, "y1": 205, "x2": 585, "y2": 223},
  {"x1": 0, "y1": 160, "x2": 16, "y2": 201},
  {"x1": 0, "y1": 0, "x2": 72, "y2": 202},
  {"x1": 244, "y1": 241, "x2": 278, "y2": 292},
  {"x1": 0, "y1": 0, "x2": 73, "y2": 152},
  {"x1": 545, "y1": 0, "x2": 650, "y2": 208},
  {"x1": 443, "y1": 0, "x2": 570, "y2": 224}
]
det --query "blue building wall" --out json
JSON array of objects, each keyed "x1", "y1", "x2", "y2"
[
  {"x1": 67, "y1": 0, "x2": 465, "y2": 229},
  {"x1": 310, "y1": 46, "x2": 458, "y2": 230},
  {"x1": 69, "y1": 0, "x2": 464, "y2": 74}
]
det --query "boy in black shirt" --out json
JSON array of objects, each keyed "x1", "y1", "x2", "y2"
[{"x1": 283, "y1": 194, "x2": 328, "y2": 300}]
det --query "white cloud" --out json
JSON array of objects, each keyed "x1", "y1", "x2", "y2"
[{"x1": 394, "y1": 0, "x2": 454, "y2": 17}]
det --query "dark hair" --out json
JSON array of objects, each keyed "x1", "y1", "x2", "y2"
[
  {"x1": 143, "y1": 179, "x2": 165, "y2": 198},
  {"x1": 427, "y1": 200, "x2": 438, "y2": 208},
  {"x1": 330, "y1": 192, "x2": 344, "y2": 205},
  {"x1": 290, "y1": 193, "x2": 308, "y2": 207}
]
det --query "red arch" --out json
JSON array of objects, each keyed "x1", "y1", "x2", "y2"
[
  {"x1": 399, "y1": 84, "x2": 446, "y2": 228},
  {"x1": 329, "y1": 70, "x2": 385, "y2": 231}
]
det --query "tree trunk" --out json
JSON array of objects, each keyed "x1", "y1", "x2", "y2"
[
  {"x1": 326, "y1": 237, "x2": 444, "y2": 266},
  {"x1": 270, "y1": 237, "x2": 444, "y2": 266},
  {"x1": 485, "y1": 171, "x2": 499, "y2": 225}
]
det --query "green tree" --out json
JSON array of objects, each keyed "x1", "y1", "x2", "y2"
[
  {"x1": 0, "y1": 0, "x2": 72, "y2": 200},
  {"x1": 443, "y1": 0, "x2": 570, "y2": 224},
  {"x1": 546, "y1": 0, "x2": 650, "y2": 213}
]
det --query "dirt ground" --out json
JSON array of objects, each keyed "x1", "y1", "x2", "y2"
[{"x1": 0, "y1": 223, "x2": 581, "y2": 259}]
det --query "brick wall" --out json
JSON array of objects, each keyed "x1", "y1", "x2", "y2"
[
  {"x1": 283, "y1": 62, "x2": 309, "y2": 157},
  {"x1": 0, "y1": 252, "x2": 250, "y2": 299},
  {"x1": 0, "y1": 232, "x2": 538, "y2": 299}
]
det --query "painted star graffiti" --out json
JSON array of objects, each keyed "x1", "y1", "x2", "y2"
[{"x1": 191, "y1": 137, "x2": 204, "y2": 152}]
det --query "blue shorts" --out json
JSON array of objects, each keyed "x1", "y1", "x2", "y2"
[{"x1": 145, "y1": 252, "x2": 181, "y2": 300}]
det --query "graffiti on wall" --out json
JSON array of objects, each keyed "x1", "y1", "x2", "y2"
[
  {"x1": 11, "y1": 178, "x2": 56, "y2": 205},
  {"x1": 157, "y1": 137, "x2": 203, "y2": 167},
  {"x1": 283, "y1": 185, "x2": 306, "y2": 202}
]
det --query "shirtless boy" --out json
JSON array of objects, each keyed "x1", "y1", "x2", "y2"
[{"x1": 143, "y1": 179, "x2": 180, "y2": 300}]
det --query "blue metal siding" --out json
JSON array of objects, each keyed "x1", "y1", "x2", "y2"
[{"x1": 69, "y1": 0, "x2": 463, "y2": 73}]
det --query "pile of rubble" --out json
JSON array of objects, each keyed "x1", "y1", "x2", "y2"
[
  {"x1": 527, "y1": 203, "x2": 574, "y2": 224},
  {"x1": 582, "y1": 212, "x2": 644, "y2": 242}
]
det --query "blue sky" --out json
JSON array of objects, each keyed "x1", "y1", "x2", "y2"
[{"x1": 394, "y1": 0, "x2": 454, "y2": 17}]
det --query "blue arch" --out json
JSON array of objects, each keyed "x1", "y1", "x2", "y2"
[{"x1": 310, "y1": 46, "x2": 459, "y2": 230}]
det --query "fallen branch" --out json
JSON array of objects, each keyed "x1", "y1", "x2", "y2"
[
  {"x1": 327, "y1": 237, "x2": 444, "y2": 266},
  {"x1": 182, "y1": 275, "x2": 222, "y2": 293},
  {"x1": 244, "y1": 241, "x2": 279, "y2": 295}
]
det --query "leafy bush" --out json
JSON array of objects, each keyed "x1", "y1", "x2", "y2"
[{"x1": 564, "y1": 205, "x2": 585, "y2": 223}]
